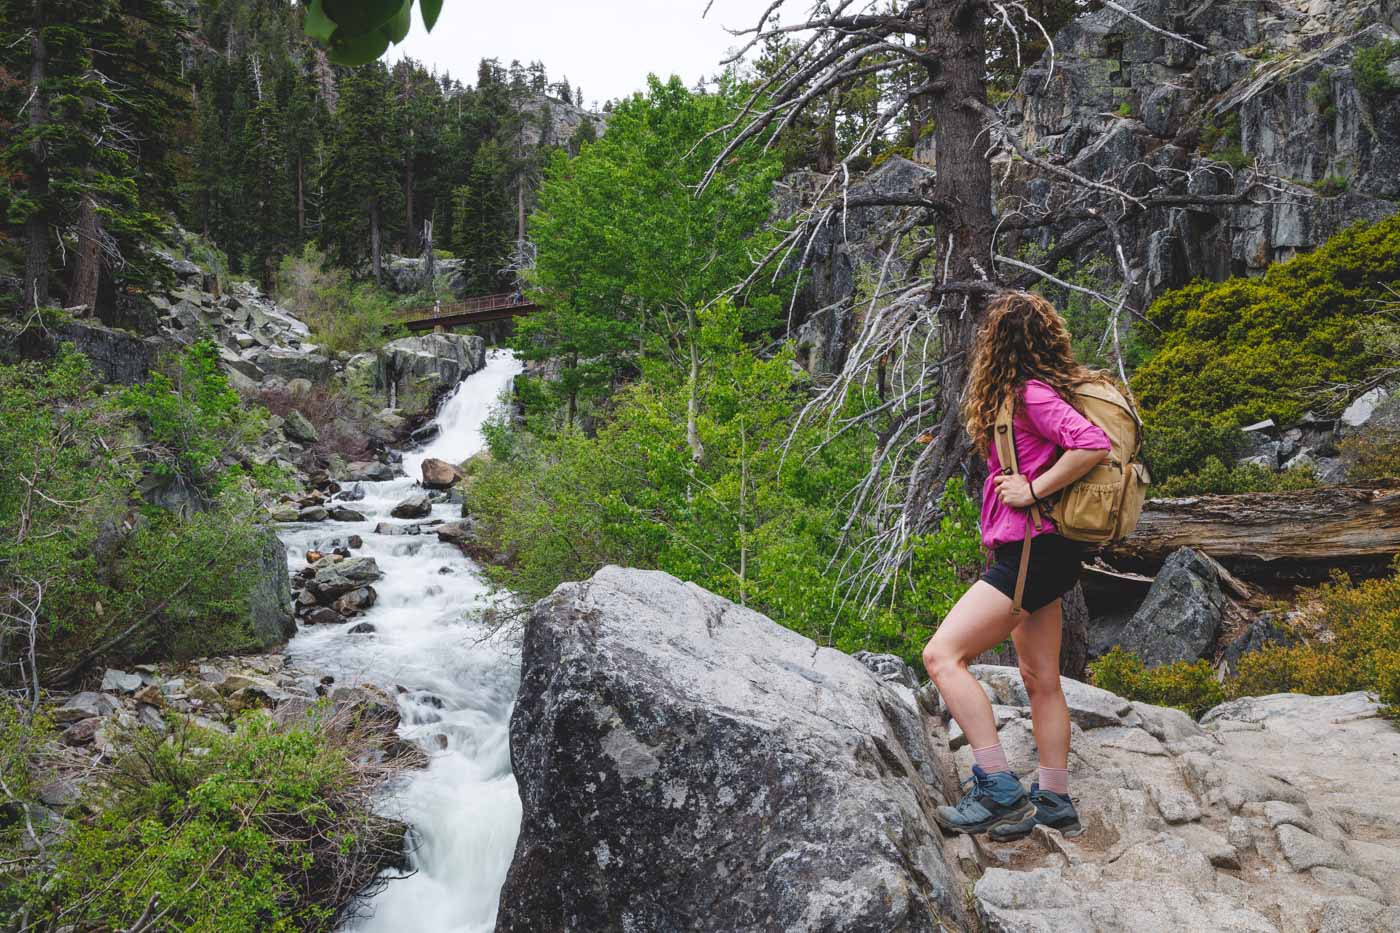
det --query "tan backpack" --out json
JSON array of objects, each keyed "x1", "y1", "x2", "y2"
[{"x1": 993, "y1": 379, "x2": 1150, "y2": 613}]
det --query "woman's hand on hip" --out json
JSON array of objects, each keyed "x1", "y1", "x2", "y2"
[{"x1": 993, "y1": 472, "x2": 1036, "y2": 508}]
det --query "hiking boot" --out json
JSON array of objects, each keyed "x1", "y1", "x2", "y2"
[
  {"x1": 987, "y1": 784, "x2": 1084, "y2": 842},
  {"x1": 934, "y1": 765, "x2": 1035, "y2": 835}
]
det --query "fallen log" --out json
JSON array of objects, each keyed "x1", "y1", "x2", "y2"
[{"x1": 1097, "y1": 480, "x2": 1400, "y2": 583}]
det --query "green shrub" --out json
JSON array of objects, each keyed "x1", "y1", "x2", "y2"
[
  {"x1": 1152, "y1": 456, "x2": 1319, "y2": 498},
  {"x1": 1090, "y1": 647, "x2": 1226, "y2": 718},
  {"x1": 1230, "y1": 561, "x2": 1400, "y2": 720},
  {"x1": 1338, "y1": 428, "x2": 1400, "y2": 480},
  {"x1": 1131, "y1": 215, "x2": 1400, "y2": 481},
  {"x1": 1, "y1": 348, "x2": 270, "y2": 681},
  {"x1": 1353, "y1": 40, "x2": 1400, "y2": 100},
  {"x1": 276, "y1": 245, "x2": 407, "y2": 354},
  {"x1": 469, "y1": 303, "x2": 983, "y2": 668},
  {"x1": 23, "y1": 711, "x2": 403, "y2": 931},
  {"x1": 120, "y1": 339, "x2": 268, "y2": 491}
]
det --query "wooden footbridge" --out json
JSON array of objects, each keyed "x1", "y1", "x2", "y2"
[{"x1": 400, "y1": 291, "x2": 539, "y2": 332}]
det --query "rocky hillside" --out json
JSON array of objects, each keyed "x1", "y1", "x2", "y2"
[
  {"x1": 499, "y1": 567, "x2": 1399, "y2": 933},
  {"x1": 785, "y1": 0, "x2": 1400, "y2": 377},
  {"x1": 1007, "y1": 0, "x2": 1400, "y2": 298}
]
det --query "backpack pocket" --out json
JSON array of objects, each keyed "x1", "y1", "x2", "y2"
[{"x1": 1052, "y1": 463, "x2": 1123, "y2": 543}]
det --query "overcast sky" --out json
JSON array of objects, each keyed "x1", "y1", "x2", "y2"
[{"x1": 388, "y1": 0, "x2": 779, "y2": 106}]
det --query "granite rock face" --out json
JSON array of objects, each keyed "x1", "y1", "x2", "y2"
[
  {"x1": 1007, "y1": 0, "x2": 1400, "y2": 302},
  {"x1": 497, "y1": 566, "x2": 973, "y2": 932},
  {"x1": 951, "y1": 672, "x2": 1400, "y2": 933}
]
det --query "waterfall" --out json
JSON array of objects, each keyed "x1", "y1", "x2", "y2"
[{"x1": 277, "y1": 349, "x2": 525, "y2": 932}]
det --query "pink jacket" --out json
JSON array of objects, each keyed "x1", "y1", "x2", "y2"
[{"x1": 980, "y1": 379, "x2": 1112, "y2": 550}]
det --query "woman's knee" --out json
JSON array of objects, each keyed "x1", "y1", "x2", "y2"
[
  {"x1": 1019, "y1": 659, "x2": 1062, "y2": 698},
  {"x1": 922, "y1": 639, "x2": 966, "y2": 683}
]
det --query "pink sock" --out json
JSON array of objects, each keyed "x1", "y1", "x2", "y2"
[
  {"x1": 1039, "y1": 766, "x2": 1069, "y2": 795},
  {"x1": 972, "y1": 743, "x2": 1011, "y2": 774}
]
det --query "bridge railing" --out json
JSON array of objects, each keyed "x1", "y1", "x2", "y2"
[{"x1": 400, "y1": 291, "x2": 531, "y2": 321}]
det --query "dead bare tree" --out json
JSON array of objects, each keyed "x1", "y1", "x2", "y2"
[{"x1": 704, "y1": 0, "x2": 1279, "y2": 617}]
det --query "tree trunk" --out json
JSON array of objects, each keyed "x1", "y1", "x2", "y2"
[
  {"x1": 913, "y1": 3, "x2": 997, "y2": 520},
  {"x1": 685, "y1": 305, "x2": 704, "y2": 465},
  {"x1": 370, "y1": 198, "x2": 383, "y2": 283},
  {"x1": 296, "y1": 154, "x2": 305, "y2": 232},
  {"x1": 22, "y1": 5, "x2": 50, "y2": 312},
  {"x1": 70, "y1": 194, "x2": 101, "y2": 312},
  {"x1": 404, "y1": 148, "x2": 414, "y2": 236},
  {"x1": 1099, "y1": 481, "x2": 1400, "y2": 580}
]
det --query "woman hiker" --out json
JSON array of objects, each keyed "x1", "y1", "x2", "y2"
[{"x1": 922, "y1": 291, "x2": 1114, "y2": 841}]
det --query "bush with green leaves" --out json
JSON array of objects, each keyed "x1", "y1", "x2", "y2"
[
  {"x1": 472, "y1": 303, "x2": 982, "y2": 667},
  {"x1": 1353, "y1": 40, "x2": 1400, "y2": 100},
  {"x1": 18, "y1": 710, "x2": 404, "y2": 931},
  {"x1": 1, "y1": 347, "x2": 272, "y2": 683},
  {"x1": 1089, "y1": 647, "x2": 1225, "y2": 718},
  {"x1": 276, "y1": 245, "x2": 408, "y2": 354},
  {"x1": 119, "y1": 339, "x2": 268, "y2": 492},
  {"x1": 1230, "y1": 561, "x2": 1400, "y2": 720},
  {"x1": 1131, "y1": 215, "x2": 1400, "y2": 481},
  {"x1": 1151, "y1": 456, "x2": 1319, "y2": 498}
]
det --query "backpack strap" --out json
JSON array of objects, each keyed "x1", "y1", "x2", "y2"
[{"x1": 994, "y1": 391, "x2": 1040, "y2": 616}]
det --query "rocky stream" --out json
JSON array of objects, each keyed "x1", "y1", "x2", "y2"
[{"x1": 279, "y1": 351, "x2": 524, "y2": 931}]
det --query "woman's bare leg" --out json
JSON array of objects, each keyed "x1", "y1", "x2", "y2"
[
  {"x1": 1010, "y1": 597, "x2": 1070, "y2": 776},
  {"x1": 921, "y1": 581, "x2": 1022, "y2": 750}
]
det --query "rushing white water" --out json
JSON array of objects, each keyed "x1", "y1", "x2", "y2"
[{"x1": 277, "y1": 349, "x2": 525, "y2": 932}]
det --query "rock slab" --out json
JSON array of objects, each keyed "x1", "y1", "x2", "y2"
[{"x1": 497, "y1": 565, "x2": 972, "y2": 932}]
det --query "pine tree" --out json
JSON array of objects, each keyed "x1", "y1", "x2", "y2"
[
  {"x1": 453, "y1": 138, "x2": 511, "y2": 292},
  {"x1": 1, "y1": 0, "x2": 188, "y2": 312},
  {"x1": 319, "y1": 63, "x2": 402, "y2": 281}
]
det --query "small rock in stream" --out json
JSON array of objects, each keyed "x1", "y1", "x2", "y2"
[
  {"x1": 347, "y1": 622, "x2": 376, "y2": 635},
  {"x1": 390, "y1": 494, "x2": 432, "y2": 519},
  {"x1": 328, "y1": 506, "x2": 366, "y2": 522}
]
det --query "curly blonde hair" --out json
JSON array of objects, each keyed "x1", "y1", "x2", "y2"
[{"x1": 962, "y1": 291, "x2": 1116, "y2": 458}]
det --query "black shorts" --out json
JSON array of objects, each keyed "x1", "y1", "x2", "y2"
[{"x1": 979, "y1": 533, "x2": 1085, "y2": 613}]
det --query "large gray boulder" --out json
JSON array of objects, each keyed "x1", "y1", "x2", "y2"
[
  {"x1": 50, "y1": 320, "x2": 158, "y2": 385},
  {"x1": 249, "y1": 348, "x2": 335, "y2": 385},
  {"x1": 1113, "y1": 547, "x2": 1227, "y2": 666},
  {"x1": 497, "y1": 566, "x2": 973, "y2": 932},
  {"x1": 247, "y1": 532, "x2": 295, "y2": 647},
  {"x1": 345, "y1": 333, "x2": 486, "y2": 415}
]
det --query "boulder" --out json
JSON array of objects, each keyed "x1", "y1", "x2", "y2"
[
  {"x1": 1112, "y1": 547, "x2": 1227, "y2": 666},
  {"x1": 47, "y1": 320, "x2": 157, "y2": 385},
  {"x1": 307, "y1": 556, "x2": 384, "y2": 602},
  {"x1": 434, "y1": 519, "x2": 478, "y2": 553},
  {"x1": 969, "y1": 664, "x2": 1135, "y2": 729},
  {"x1": 247, "y1": 532, "x2": 296, "y2": 648},
  {"x1": 249, "y1": 348, "x2": 335, "y2": 385},
  {"x1": 100, "y1": 669, "x2": 143, "y2": 693},
  {"x1": 343, "y1": 460, "x2": 395, "y2": 483},
  {"x1": 297, "y1": 505, "x2": 328, "y2": 523},
  {"x1": 350, "y1": 334, "x2": 486, "y2": 414},
  {"x1": 53, "y1": 692, "x2": 118, "y2": 724},
  {"x1": 420, "y1": 457, "x2": 464, "y2": 490},
  {"x1": 328, "y1": 506, "x2": 366, "y2": 522},
  {"x1": 332, "y1": 586, "x2": 377, "y2": 616},
  {"x1": 303, "y1": 606, "x2": 347, "y2": 626},
  {"x1": 497, "y1": 566, "x2": 974, "y2": 932},
  {"x1": 347, "y1": 622, "x2": 376, "y2": 635},
  {"x1": 390, "y1": 494, "x2": 432, "y2": 519},
  {"x1": 282, "y1": 409, "x2": 319, "y2": 445},
  {"x1": 1220, "y1": 612, "x2": 1299, "y2": 676}
]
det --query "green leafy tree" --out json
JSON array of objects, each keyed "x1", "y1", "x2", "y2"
[{"x1": 521, "y1": 75, "x2": 785, "y2": 424}]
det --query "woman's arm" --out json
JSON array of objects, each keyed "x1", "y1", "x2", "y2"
[
  {"x1": 993, "y1": 380, "x2": 1111, "y2": 508},
  {"x1": 993, "y1": 447, "x2": 1108, "y2": 508}
]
